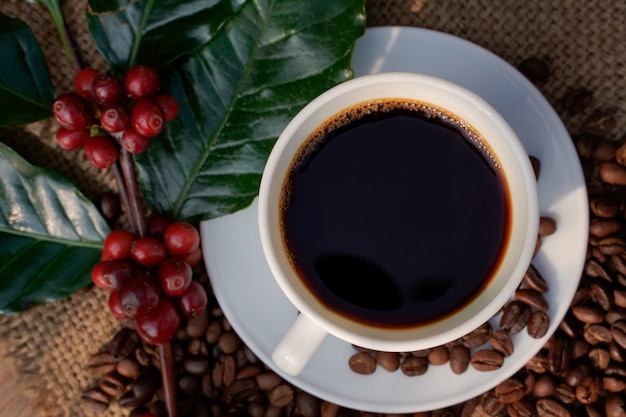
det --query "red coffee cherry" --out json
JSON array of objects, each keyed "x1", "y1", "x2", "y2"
[
  {"x1": 163, "y1": 221, "x2": 200, "y2": 257},
  {"x1": 92, "y1": 73, "x2": 125, "y2": 104},
  {"x1": 108, "y1": 289, "x2": 128, "y2": 319},
  {"x1": 91, "y1": 261, "x2": 108, "y2": 289},
  {"x1": 135, "y1": 298, "x2": 181, "y2": 344},
  {"x1": 125, "y1": 65, "x2": 160, "y2": 100},
  {"x1": 131, "y1": 236, "x2": 167, "y2": 267},
  {"x1": 84, "y1": 135, "x2": 120, "y2": 169},
  {"x1": 154, "y1": 94, "x2": 179, "y2": 121},
  {"x1": 146, "y1": 214, "x2": 171, "y2": 239},
  {"x1": 158, "y1": 258, "x2": 192, "y2": 296},
  {"x1": 100, "y1": 103, "x2": 130, "y2": 133},
  {"x1": 121, "y1": 127, "x2": 151, "y2": 154},
  {"x1": 102, "y1": 229, "x2": 135, "y2": 260},
  {"x1": 131, "y1": 98, "x2": 165, "y2": 137},
  {"x1": 101, "y1": 258, "x2": 135, "y2": 290},
  {"x1": 74, "y1": 68, "x2": 99, "y2": 98},
  {"x1": 52, "y1": 93, "x2": 94, "y2": 130},
  {"x1": 175, "y1": 280, "x2": 208, "y2": 318},
  {"x1": 55, "y1": 127, "x2": 89, "y2": 150},
  {"x1": 118, "y1": 275, "x2": 160, "y2": 318}
]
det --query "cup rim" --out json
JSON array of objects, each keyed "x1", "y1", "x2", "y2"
[{"x1": 258, "y1": 72, "x2": 539, "y2": 352}]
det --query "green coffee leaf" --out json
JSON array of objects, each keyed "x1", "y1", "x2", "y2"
[
  {"x1": 0, "y1": 142, "x2": 109, "y2": 314},
  {"x1": 0, "y1": 13, "x2": 55, "y2": 126}
]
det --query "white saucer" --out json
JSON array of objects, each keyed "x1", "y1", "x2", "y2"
[{"x1": 200, "y1": 27, "x2": 588, "y2": 413}]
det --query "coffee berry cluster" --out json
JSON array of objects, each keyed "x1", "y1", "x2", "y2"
[
  {"x1": 51, "y1": 65, "x2": 179, "y2": 168},
  {"x1": 91, "y1": 217, "x2": 207, "y2": 345}
]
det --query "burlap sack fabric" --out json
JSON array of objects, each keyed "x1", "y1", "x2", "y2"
[{"x1": 0, "y1": 0, "x2": 624, "y2": 416}]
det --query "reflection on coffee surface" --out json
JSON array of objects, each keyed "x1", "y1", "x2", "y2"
[{"x1": 280, "y1": 99, "x2": 511, "y2": 328}]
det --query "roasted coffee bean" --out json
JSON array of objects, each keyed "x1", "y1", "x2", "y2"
[
  {"x1": 256, "y1": 372, "x2": 282, "y2": 391},
  {"x1": 185, "y1": 310, "x2": 210, "y2": 338},
  {"x1": 490, "y1": 330, "x2": 514, "y2": 356},
  {"x1": 187, "y1": 338, "x2": 209, "y2": 356},
  {"x1": 615, "y1": 286, "x2": 626, "y2": 308},
  {"x1": 539, "y1": 217, "x2": 557, "y2": 237},
  {"x1": 564, "y1": 357, "x2": 592, "y2": 386},
  {"x1": 575, "y1": 375, "x2": 602, "y2": 405},
  {"x1": 600, "y1": 160, "x2": 626, "y2": 185},
  {"x1": 80, "y1": 388, "x2": 110, "y2": 412},
  {"x1": 109, "y1": 328, "x2": 139, "y2": 361},
  {"x1": 501, "y1": 300, "x2": 532, "y2": 334},
  {"x1": 527, "y1": 310, "x2": 550, "y2": 338},
  {"x1": 295, "y1": 391, "x2": 320, "y2": 417},
  {"x1": 518, "y1": 57, "x2": 550, "y2": 84},
  {"x1": 588, "y1": 279, "x2": 614, "y2": 311},
  {"x1": 225, "y1": 378, "x2": 258, "y2": 403},
  {"x1": 482, "y1": 391, "x2": 505, "y2": 416},
  {"x1": 401, "y1": 354, "x2": 428, "y2": 376},
  {"x1": 135, "y1": 347, "x2": 151, "y2": 367},
  {"x1": 606, "y1": 307, "x2": 626, "y2": 325},
  {"x1": 116, "y1": 357, "x2": 141, "y2": 379},
  {"x1": 321, "y1": 401, "x2": 340, "y2": 417},
  {"x1": 212, "y1": 354, "x2": 237, "y2": 388},
  {"x1": 218, "y1": 330, "x2": 241, "y2": 354},
  {"x1": 534, "y1": 374, "x2": 557, "y2": 397},
  {"x1": 548, "y1": 332, "x2": 571, "y2": 375},
  {"x1": 572, "y1": 302, "x2": 605, "y2": 324},
  {"x1": 236, "y1": 364, "x2": 262, "y2": 380},
  {"x1": 88, "y1": 352, "x2": 117, "y2": 375},
  {"x1": 205, "y1": 319, "x2": 223, "y2": 344},
  {"x1": 611, "y1": 320, "x2": 626, "y2": 349},
  {"x1": 584, "y1": 110, "x2": 616, "y2": 136},
  {"x1": 523, "y1": 265, "x2": 549, "y2": 293},
  {"x1": 562, "y1": 87, "x2": 593, "y2": 116},
  {"x1": 449, "y1": 344, "x2": 471, "y2": 375},
  {"x1": 132, "y1": 368, "x2": 161, "y2": 405},
  {"x1": 536, "y1": 398, "x2": 571, "y2": 417},
  {"x1": 462, "y1": 322, "x2": 492, "y2": 348},
  {"x1": 516, "y1": 288, "x2": 549, "y2": 311},
  {"x1": 348, "y1": 352, "x2": 376, "y2": 375},
  {"x1": 269, "y1": 384, "x2": 294, "y2": 408},
  {"x1": 589, "y1": 218, "x2": 622, "y2": 238},
  {"x1": 459, "y1": 396, "x2": 479, "y2": 417},
  {"x1": 495, "y1": 377, "x2": 526, "y2": 403},
  {"x1": 584, "y1": 323, "x2": 613, "y2": 345},
  {"x1": 588, "y1": 347, "x2": 611, "y2": 370},
  {"x1": 470, "y1": 349, "x2": 504, "y2": 371},
  {"x1": 605, "y1": 393, "x2": 626, "y2": 417},
  {"x1": 507, "y1": 398, "x2": 535, "y2": 417},
  {"x1": 177, "y1": 373, "x2": 201, "y2": 396},
  {"x1": 376, "y1": 351, "x2": 400, "y2": 371},
  {"x1": 183, "y1": 354, "x2": 210, "y2": 376},
  {"x1": 99, "y1": 371, "x2": 128, "y2": 398},
  {"x1": 553, "y1": 382, "x2": 576, "y2": 404},
  {"x1": 118, "y1": 390, "x2": 140, "y2": 409},
  {"x1": 526, "y1": 349, "x2": 550, "y2": 374},
  {"x1": 610, "y1": 341, "x2": 626, "y2": 362},
  {"x1": 427, "y1": 346, "x2": 449, "y2": 365},
  {"x1": 589, "y1": 197, "x2": 621, "y2": 218}
]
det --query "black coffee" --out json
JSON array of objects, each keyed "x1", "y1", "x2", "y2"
[{"x1": 280, "y1": 99, "x2": 511, "y2": 328}]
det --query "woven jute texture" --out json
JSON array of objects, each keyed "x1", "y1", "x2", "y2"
[{"x1": 0, "y1": 0, "x2": 624, "y2": 416}]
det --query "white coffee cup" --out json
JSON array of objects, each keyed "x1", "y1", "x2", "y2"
[{"x1": 258, "y1": 72, "x2": 539, "y2": 376}]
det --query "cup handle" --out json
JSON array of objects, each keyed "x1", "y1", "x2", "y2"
[{"x1": 271, "y1": 312, "x2": 328, "y2": 376}]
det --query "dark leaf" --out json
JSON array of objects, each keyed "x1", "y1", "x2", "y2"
[
  {"x1": 0, "y1": 142, "x2": 110, "y2": 313},
  {"x1": 87, "y1": 0, "x2": 243, "y2": 73},
  {"x1": 131, "y1": 0, "x2": 367, "y2": 220},
  {"x1": 0, "y1": 13, "x2": 55, "y2": 127}
]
